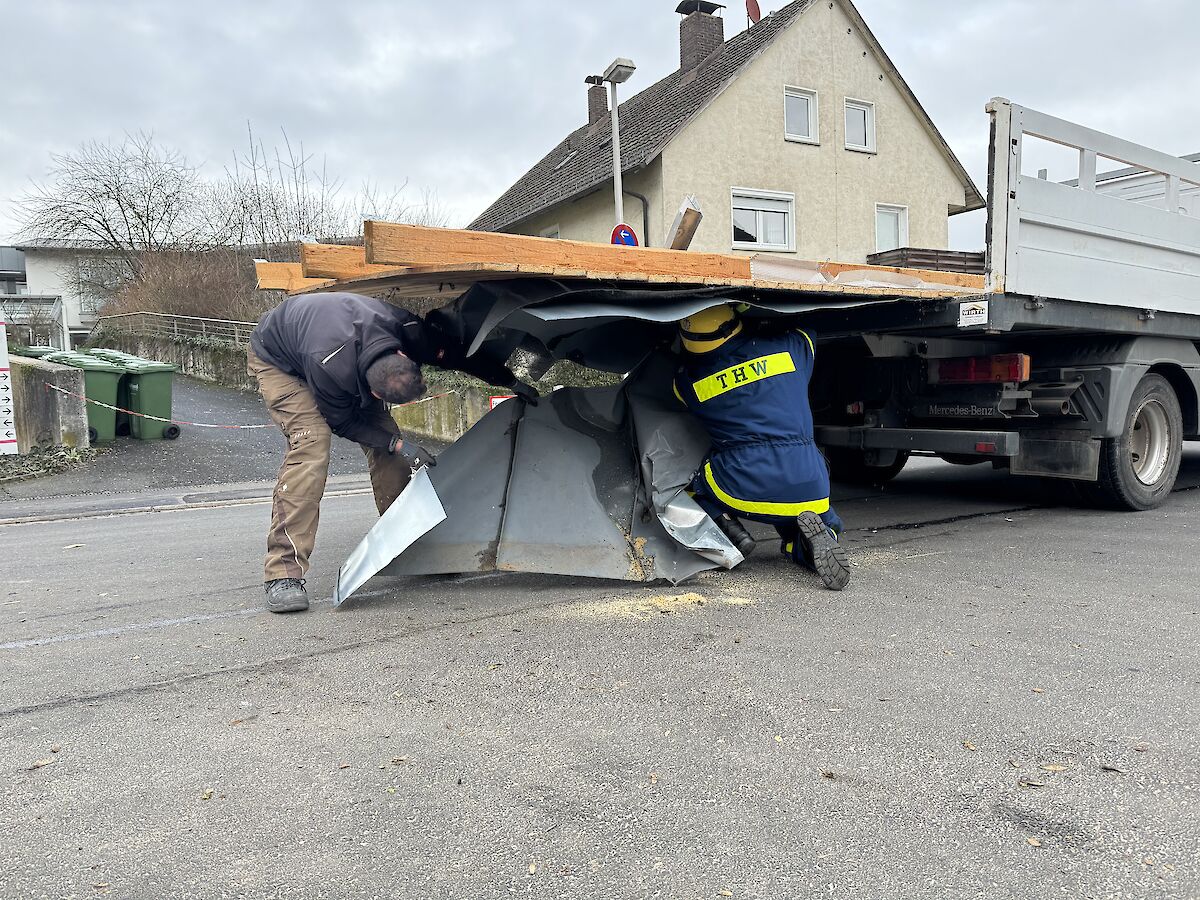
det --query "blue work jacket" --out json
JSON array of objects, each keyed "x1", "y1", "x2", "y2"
[{"x1": 673, "y1": 326, "x2": 830, "y2": 518}]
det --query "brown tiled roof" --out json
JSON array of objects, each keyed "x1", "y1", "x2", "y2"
[{"x1": 470, "y1": 0, "x2": 817, "y2": 233}]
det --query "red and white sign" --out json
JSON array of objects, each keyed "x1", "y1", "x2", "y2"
[
  {"x1": 0, "y1": 319, "x2": 16, "y2": 454},
  {"x1": 490, "y1": 395, "x2": 516, "y2": 410},
  {"x1": 611, "y1": 223, "x2": 639, "y2": 247}
]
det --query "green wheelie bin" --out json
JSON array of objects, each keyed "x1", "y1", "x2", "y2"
[
  {"x1": 43, "y1": 352, "x2": 126, "y2": 444},
  {"x1": 86, "y1": 350, "x2": 138, "y2": 433},
  {"x1": 124, "y1": 360, "x2": 180, "y2": 440}
]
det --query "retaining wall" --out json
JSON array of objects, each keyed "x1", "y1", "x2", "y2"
[
  {"x1": 10, "y1": 357, "x2": 90, "y2": 452},
  {"x1": 90, "y1": 332, "x2": 256, "y2": 391},
  {"x1": 88, "y1": 331, "x2": 514, "y2": 443}
]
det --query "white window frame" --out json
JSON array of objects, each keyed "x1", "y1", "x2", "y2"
[
  {"x1": 844, "y1": 98, "x2": 877, "y2": 153},
  {"x1": 875, "y1": 203, "x2": 909, "y2": 252},
  {"x1": 783, "y1": 86, "x2": 819, "y2": 145},
  {"x1": 539, "y1": 225, "x2": 561, "y2": 240},
  {"x1": 731, "y1": 187, "x2": 796, "y2": 252}
]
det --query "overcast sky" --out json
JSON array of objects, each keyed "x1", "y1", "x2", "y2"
[{"x1": 2, "y1": 0, "x2": 1197, "y2": 248}]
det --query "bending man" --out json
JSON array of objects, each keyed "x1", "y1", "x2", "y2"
[
  {"x1": 673, "y1": 304, "x2": 849, "y2": 590},
  {"x1": 248, "y1": 291, "x2": 534, "y2": 613}
]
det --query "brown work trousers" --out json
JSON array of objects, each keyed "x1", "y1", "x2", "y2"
[{"x1": 248, "y1": 350, "x2": 411, "y2": 583}]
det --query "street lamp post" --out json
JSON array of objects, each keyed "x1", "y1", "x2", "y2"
[{"x1": 601, "y1": 58, "x2": 637, "y2": 229}]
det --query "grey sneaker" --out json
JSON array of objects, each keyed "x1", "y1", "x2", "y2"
[
  {"x1": 796, "y1": 512, "x2": 850, "y2": 591},
  {"x1": 265, "y1": 578, "x2": 309, "y2": 613}
]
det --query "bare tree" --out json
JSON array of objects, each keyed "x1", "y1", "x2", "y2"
[
  {"x1": 15, "y1": 128, "x2": 448, "y2": 319},
  {"x1": 220, "y1": 124, "x2": 448, "y2": 256},
  {"x1": 17, "y1": 133, "x2": 235, "y2": 265}
]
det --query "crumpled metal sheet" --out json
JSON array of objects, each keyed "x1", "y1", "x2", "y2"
[
  {"x1": 333, "y1": 466, "x2": 446, "y2": 606},
  {"x1": 334, "y1": 372, "x2": 740, "y2": 602}
]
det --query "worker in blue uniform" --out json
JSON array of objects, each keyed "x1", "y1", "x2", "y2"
[{"x1": 673, "y1": 304, "x2": 850, "y2": 590}]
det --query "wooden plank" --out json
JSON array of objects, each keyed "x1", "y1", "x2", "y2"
[
  {"x1": 364, "y1": 221, "x2": 754, "y2": 282},
  {"x1": 290, "y1": 262, "x2": 981, "y2": 302},
  {"x1": 256, "y1": 261, "x2": 334, "y2": 293},
  {"x1": 300, "y1": 243, "x2": 405, "y2": 280}
]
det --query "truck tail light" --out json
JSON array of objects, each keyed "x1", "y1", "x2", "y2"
[{"x1": 933, "y1": 353, "x2": 1031, "y2": 385}]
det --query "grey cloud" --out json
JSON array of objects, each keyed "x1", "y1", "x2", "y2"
[{"x1": 2, "y1": 0, "x2": 1198, "y2": 246}]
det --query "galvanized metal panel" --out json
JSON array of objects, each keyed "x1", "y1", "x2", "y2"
[{"x1": 989, "y1": 99, "x2": 1200, "y2": 315}]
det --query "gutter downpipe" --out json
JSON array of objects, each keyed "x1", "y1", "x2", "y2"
[{"x1": 623, "y1": 189, "x2": 652, "y2": 248}]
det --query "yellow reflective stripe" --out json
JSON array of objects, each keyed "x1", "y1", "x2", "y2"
[
  {"x1": 691, "y1": 352, "x2": 796, "y2": 403},
  {"x1": 673, "y1": 381, "x2": 685, "y2": 404},
  {"x1": 703, "y1": 463, "x2": 830, "y2": 516},
  {"x1": 795, "y1": 329, "x2": 815, "y2": 357}
]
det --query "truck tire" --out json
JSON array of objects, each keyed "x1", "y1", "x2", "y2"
[
  {"x1": 827, "y1": 448, "x2": 910, "y2": 486},
  {"x1": 1093, "y1": 373, "x2": 1183, "y2": 511},
  {"x1": 938, "y1": 453, "x2": 988, "y2": 467}
]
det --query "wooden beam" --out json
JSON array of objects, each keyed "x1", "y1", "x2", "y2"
[
  {"x1": 289, "y1": 259, "x2": 982, "y2": 301},
  {"x1": 364, "y1": 221, "x2": 754, "y2": 282},
  {"x1": 255, "y1": 261, "x2": 334, "y2": 293},
  {"x1": 300, "y1": 243, "x2": 406, "y2": 280}
]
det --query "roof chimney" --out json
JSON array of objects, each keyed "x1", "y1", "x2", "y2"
[
  {"x1": 676, "y1": 1, "x2": 726, "y2": 71},
  {"x1": 585, "y1": 76, "x2": 608, "y2": 126}
]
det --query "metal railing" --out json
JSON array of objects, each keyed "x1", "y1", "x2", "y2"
[{"x1": 91, "y1": 312, "x2": 257, "y2": 345}]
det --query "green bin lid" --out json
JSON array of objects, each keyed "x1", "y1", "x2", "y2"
[
  {"x1": 44, "y1": 351, "x2": 125, "y2": 372},
  {"x1": 124, "y1": 362, "x2": 178, "y2": 373}
]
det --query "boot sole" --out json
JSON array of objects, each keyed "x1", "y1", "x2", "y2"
[
  {"x1": 267, "y1": 595, "x2": 310, "y2": 614},
  {"x1": 797, "y1": 512, "x2": 850, "y2": 591}
]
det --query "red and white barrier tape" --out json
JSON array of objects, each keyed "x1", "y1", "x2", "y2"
[{"x1": 42, "y1": 383, "x2": 458, "y2": 431}]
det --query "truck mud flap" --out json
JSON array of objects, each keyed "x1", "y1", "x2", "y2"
[{"x1": 1010, "y1": 434, "x2": 1101, "y2": 481}]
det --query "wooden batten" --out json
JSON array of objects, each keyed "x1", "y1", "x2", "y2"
[
  {"x1": 255, "y1": 261, "x2": 334, "y2": 293},
  {"x1": 300, "y1": 243, "x2": 406, "y2": 280},
  {"x1": 364, "y1": 221, "x2": 754, "y2": 282}
]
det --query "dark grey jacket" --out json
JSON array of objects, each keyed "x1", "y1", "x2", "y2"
[{"x1": 251, "y1": 292, "x2": 513, "y2": 450}]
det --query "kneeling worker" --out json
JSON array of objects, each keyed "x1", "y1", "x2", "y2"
[
  {"x1": 673, "y1": 304, "x2": 849, "y2": 590},
  {"x1": 248, "y1": 291, "x2": 534, "y2": 613}
]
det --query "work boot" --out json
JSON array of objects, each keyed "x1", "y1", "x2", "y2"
[
  {"x1": 265, "y1": 578, "x2": 309, "y2": 614},
  {"x1": 796, "y1": 512, "x2": 850, "y2": 591},
  {"x1": 717, "y1": 514, "x2": 757, "y2": 558}
]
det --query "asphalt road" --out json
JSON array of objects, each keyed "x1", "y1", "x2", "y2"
[{"x1": 2, "y1": 447, "x2": 1198, "y2": 899}]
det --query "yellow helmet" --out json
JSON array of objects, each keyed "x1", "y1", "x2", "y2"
[{"x1": 680, "y1": 304, "x2": 743, "y2": 354}]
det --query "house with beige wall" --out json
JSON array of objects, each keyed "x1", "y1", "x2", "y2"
[{"x1": 471, "y1": 0, "x2": 983, "y2": 264}]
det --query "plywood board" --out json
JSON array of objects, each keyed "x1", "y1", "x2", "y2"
[
  {"x1": 750, "y1": 256, "x2": 986, "y2": 291},
  {"x1": 300, "y1": 243, "x2": 406, "y2": 280},
  {"x1": 256, "y1": 262, "x2": 335, "y2": 293},
  {"x1": 364, "y1": 221, "x2": 754, "y2": 282}
]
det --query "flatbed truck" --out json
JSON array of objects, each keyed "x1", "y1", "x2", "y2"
[{"x1": 806, "y1": 99, "x2": 1200, "y2": 510}]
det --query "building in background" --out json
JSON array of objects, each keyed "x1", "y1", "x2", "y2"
[
  {"x1": 0, "y1": 245, "x2": 69, "y2": 348},
  {"x1": 471, "y1": 0, "x2": 983, "y2": 263},
  {"x1": 13, "y1": 239, "x2": 121, "y2": 347}
]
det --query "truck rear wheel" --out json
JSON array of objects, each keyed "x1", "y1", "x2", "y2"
[
  {"x1": 826, "y1": 448, "x2": 910, "y2": 486},
  {"x1": 1093, "y1": 373, "x2": 1182, "y2": 511}
]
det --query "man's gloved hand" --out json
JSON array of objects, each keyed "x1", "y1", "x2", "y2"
[
  {"x1": 510, "y1": 380, "x2": 540, "y2": 406},
  {"x1": 388, "y1": 435, "x2": 438, "y2": 469}
]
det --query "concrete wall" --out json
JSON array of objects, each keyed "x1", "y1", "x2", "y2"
[
  {"x1": 92, "y1": 333, "x2": 256, "y2": 391},
  {"x1": 662, "y1": 1, "x2": 967, "y2": 262},
  {"x1": 390, "y1": 389, "x2": 497, "y2": 444},
  {"x1": 9, "y1": 357, "x2": 90, "y2": 452},
  {"x1": 92, "y1": 330, "x2": 494, "y2": 443}
]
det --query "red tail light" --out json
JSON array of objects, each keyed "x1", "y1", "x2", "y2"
[{"x1": 933, "y1": 353, "x2": 1031, "y2": 385}]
